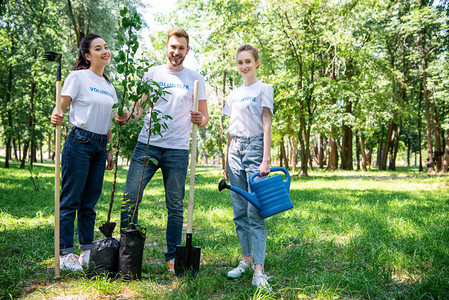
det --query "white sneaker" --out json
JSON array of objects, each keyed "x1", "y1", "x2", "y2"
[
  {"x1": 60, "y1": 253, "x2": 83, "y2": 272},
  {"x1": 252, "y1": 272, "x2": 272, "y2": 293},
  {"x1": 79, "y1": 250, "x2": 91, "y2": 268},
  {"x1": 227, "y1": 260, "x2": 251, "y2": 279}
]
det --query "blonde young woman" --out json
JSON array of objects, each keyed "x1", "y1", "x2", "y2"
[
  {"x1": 51, "y1": 33, "x2": 116, "y2": 272},
  {"x1": 223, "y1": 45, "x2": 273, "y2": 292}
]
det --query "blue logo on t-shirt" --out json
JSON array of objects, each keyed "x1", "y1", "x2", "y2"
[
  {"x1": 89, "y1": 87, "x2": 113, "y2": 98},
  {"x1": 157, "y1": 81, "x2": 190, "y2": 90},
  {"x1": 232, "y1": 96, "x2": 256, "y2": 103}
]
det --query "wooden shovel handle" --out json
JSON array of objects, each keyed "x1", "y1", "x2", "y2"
[
  {"x1": 187, "y1": 80, "x2": 199, "y2": 234},
  {"x1": 54, "y1": 80, "x2": 61, "y2": 278}
]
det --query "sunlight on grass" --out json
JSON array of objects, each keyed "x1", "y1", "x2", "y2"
[
  {"x1": 2, "y1": 165, "x2": 449, "y2": 299},
  {"x1": 0, "y1": 211, "x2": 53, "y2": 230}
]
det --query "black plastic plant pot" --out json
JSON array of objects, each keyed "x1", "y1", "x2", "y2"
[
  {"x1": 87, "y1": 237, "x2": 120, "y2": 279},
  {"x1": 118, "y1": 228, "x2": 146, "y2": 281}
]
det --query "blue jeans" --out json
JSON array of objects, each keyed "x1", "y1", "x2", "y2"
[
  {"x1": 228, "y1": 135, "x2": 267, "y2": 265},
  {"x1": 60, "y1": 127, "x2": 108, "y2": 255},
  {"x1": 121, "y1": 142, "x2": 189, "y2": 261}
]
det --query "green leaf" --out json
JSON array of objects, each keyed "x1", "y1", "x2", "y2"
[
  {"x1": 122, "y1": 17, "x2": 130, "y2": 28},
  {"x1": 149, "y1": 158, "x2": 158, "y2": 166},
  {"x1": 120, "y1": 7, "x2": 128, "y2": 17}
]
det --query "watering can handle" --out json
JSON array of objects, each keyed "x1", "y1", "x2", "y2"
[{"x1": 249, "y1": 167, "x2": 291, "y2": 191}]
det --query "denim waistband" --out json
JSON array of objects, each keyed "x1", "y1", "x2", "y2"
[
  {"x1": 72, "y1": 126, "x2": 108, "y2": 142},
  {"x1": 231, "y1": 134, "x2": 263, "y2": 142}
]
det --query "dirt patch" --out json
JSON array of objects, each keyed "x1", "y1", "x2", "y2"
[{"x1": 20, "y1": 278, "x2": 140, "y2": 300}]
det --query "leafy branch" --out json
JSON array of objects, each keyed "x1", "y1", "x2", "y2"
[{"x1": 108, "y1": 7, "x2": 171, "y2": 227}]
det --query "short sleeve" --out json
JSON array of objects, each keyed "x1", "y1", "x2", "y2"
[
  {"x1": 222, "y1": 94, "x2": 232, "y2": 116},
  {"x1": 198, "y1": 75, "x2": 207, "y2": 101},
  {"x1": 61, "y1": 71, "x2": 80, "y2": 100},
  {"x1": 261, "y1": 84, "x2": 273, "y2": 114}
]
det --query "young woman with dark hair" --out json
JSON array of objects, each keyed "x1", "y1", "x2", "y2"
[{"x1": 50, "y1": 33, "x2": 117, "y2": 272}]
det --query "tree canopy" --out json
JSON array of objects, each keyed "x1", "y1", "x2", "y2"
[{"x1": 1, "y1": 0, "x2": 448, "y2": 175}]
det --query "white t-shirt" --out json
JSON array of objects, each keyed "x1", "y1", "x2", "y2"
[
  {"x1": 61, "y1": 69, "x2": 117, "y2": 135},
  {"x1": 222, "y1": 80, "x2": 273, "y2": 137},
  {"x1": 138, "y1": 65, "x2": 207, "y2": 150}
]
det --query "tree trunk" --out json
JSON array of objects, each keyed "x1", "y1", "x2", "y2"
[
  {"x1": 420, "y1": 25, "x2": 435, "y2": 173},
  {"x1": 377, "y1": 143, "x2": 383, "y2": 167},
  {"x1": 341, "y1": 57, "x2": 354, "y2": 170},
  {"x1": 4, "y1": 60, "x2": 13, "y2": 168},
  {"x1": 31, "y1": 143, "x2": 37, "y2": 163},
  {"x1": 327, "y1": 50, "x2": 338, "y2": 171},
  {"x1": 298, "y1": 122, "x2": 307, "y2": 177},
  {"x1": 389, "y1": 123, "x2": 401, "y2": 171},
  {"x1": 355, "y1": 132, "x2": 360, "y2": 171},
  {"x1": 341, "y1": 123, "x2": 353, "y2": 170},
  {"x1": 407, "y1": 141, "x2": 410, "y2": 167},
  {"x1": 18, "y1": 139, "x2": 22, "y2": 161},
  {"x1": 380, "y1": 122, "x2": 395, "y2": 170},
  {"x1": 388, "y1": 124, "x2": 396, "y2": 171},
  {"x1": 407, "y1": 119, "x2": 411, "y2": 167},
  {"x1": 288, "y1": 136, "x2": 296, "y2": 172},
  {"x1": 279, "y1": 144, "x2": 283, "y2": 167},
  {"x1": 317, "y1": 135, "x2": 324, "y2": 169},
  {"x1": 25, "y1": 1, "x2": 47, "y2": 166},
  {"x1": 290, "y1": 130, "x2": 298, "y2": 173},
  {"x1": 442, "y1": 132, "x2": 449, "y2": 173},
  {"x1": 4, "y1": 32, "x2": 14, "y2": 168},
  {"x1": 308, "y1": 150, "x2": 313, "y2": 171},
  {"x1": 48, "y1": 132, "x2": 52, "y2": 161},
  {"x1": 418, "y1": 86, "x2": 424, "y2": 171},
  {"x1": 27, "y1": 79, "x2": 37, "y2": 166},
  {"x1": 306, "y1": 122, "x2": 313, "y2": 172},
  {"x1": 67, "y1": 0, "x2": 82, "y2": 45},
  {"x1": 201, "y1": 127, "x2": 208, "y2": 165},
  {"x1": 393, "y1": 124, "x2": 401, "y2": 167},
  {"x1": 432, "y1": 99, "x2": 442, "y2": 172},
  {"x1": 5, "y1": 139, "x2": 11, "y2": 168},
  {"x1": 52, "y1": 129, "x2": 56, "y2": 160},
  {"x1": 280, "y1": 137, "x2": 289, "y2": 170},
  {"x1": 20, "y1": 142, "x2": 29, "y2": 169},
  {"x1": 359, "y1": 131, "x2": 367, "y2": 172},
  {"x1": 13, "y1": 139, "x2": 19, "y2": 161},
  {"x1": 327, "y1": 127, "x2": 338, "y2": 170}
]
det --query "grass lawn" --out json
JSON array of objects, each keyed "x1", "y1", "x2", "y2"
[{"x1": 1, "y1": 161, "x2": 448, "y2": 299}]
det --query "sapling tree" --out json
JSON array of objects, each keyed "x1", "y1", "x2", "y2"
[{"x1": 106, "y1": 7, "x2": 170, "y2": 232}]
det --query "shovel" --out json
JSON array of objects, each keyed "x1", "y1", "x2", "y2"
[
  {"x1": 174, "y1": 80, "x2": 201, "y2": 278},
  {"x1": 43, "y1": 51, "x2": 62, "y2": 278}
]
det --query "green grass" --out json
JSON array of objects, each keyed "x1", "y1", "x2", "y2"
[{"x1": 1, "y1": 161, "x2": 448, "y2": 299}]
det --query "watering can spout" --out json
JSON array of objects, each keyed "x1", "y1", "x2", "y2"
[
  {"x1": 218, "y1": 178, "x2": 230, "y2": 192},
  {"x1": 218, "y1": 178, "x2": 260, "y2": 210}
]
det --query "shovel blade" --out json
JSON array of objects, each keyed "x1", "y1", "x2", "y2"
[{"x1": 174, "y1": 244, "x2": 201, "y2": 278}]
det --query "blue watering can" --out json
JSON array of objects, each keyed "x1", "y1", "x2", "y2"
[{"x1": 218, "y1": 167, "x2": 293, "y2": 219}]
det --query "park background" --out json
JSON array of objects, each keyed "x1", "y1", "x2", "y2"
[{"x1": 1, "y1": 0, "x2": 449, "y2": 299}]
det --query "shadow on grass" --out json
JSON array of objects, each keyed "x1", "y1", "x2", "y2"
[
  {"x1": 2, "y1": 164, "x2": 449, "y2": 298},
  {"x1": 191, "y1": 177, "x2": 449, "y2": 298}
]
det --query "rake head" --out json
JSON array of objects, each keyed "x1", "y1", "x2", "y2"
[{"x1": 43, "y1": 51, "x2": 62, "y2": 63}]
